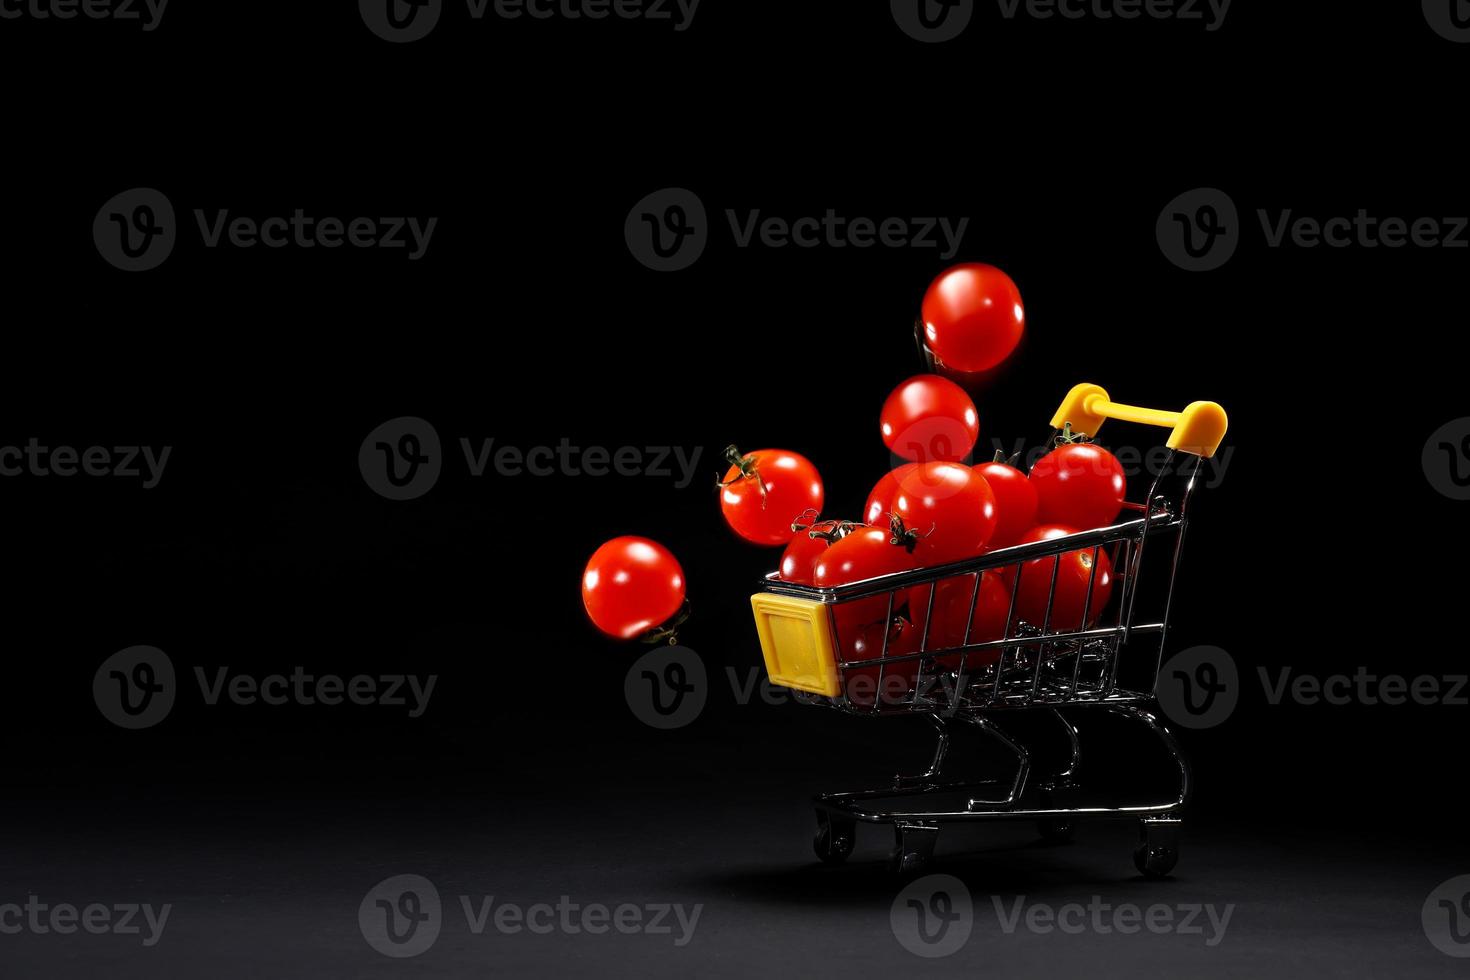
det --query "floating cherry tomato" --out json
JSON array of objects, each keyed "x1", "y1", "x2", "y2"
[
  {"x1": 717, "y1": 445, "x2": 825, "y2": 547},
  {"x1": 863, "y1": 463, "x2": 917, "y2": 526},
  {"x1": 891, "y1": 461, "x2": 997, "y2": 566},
  {"x1": 880, "y1": 374, "x2": 980, "y2": 463},
  {"x1": 581, "y1": 536, "x2": 686, "y2": 640},
  {"x1": 972, "y1": 454, "x2": 1039, "y2": 549},
  {"x1": 920, "y1": 263, "x2": 1025, "y2": 373},
  {"x1": 1004, "y1": 524, "x2": 1114, "y2": 632},
  {"x1": 1029, "y1": 434, "x2": 1126, "y2": 532}
]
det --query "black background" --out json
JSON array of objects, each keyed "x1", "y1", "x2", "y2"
[{"x1": 2, "y1": 2, "x2": 1468, "y2": 976}]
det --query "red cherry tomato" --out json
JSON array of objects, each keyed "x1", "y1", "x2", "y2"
[
  {"x1": 839, "y1": 617, "x2": 919, "y2": 708},
  {"x1": 814, "y1": 525, "x2": 919, "y2": 630},
  {"x1": 913, "y1": 571, "x2": 1013, "y2": 668},
  {"x1": 972, "y1": 456, "x2": 1039, "y2": 549},
  {"x1": 863, "y1": 463, "x2": 917, "y2": 526},
  {"x1": 1005, "y1": 524, "x2": 1114, "y2": 632},
  {"x1": 1029, "y1": 440, "x2": 1126, "y2": 531},
  {"x1": 920, "y1": 263, "x2": 1025, "y2": 373},
  {"x1": 880, "y1": 374, "x2": 980, "y2": 463},
  {"x1": 778, "y1": 520, "x2": 859, "y2": 586},
  {"x1": 581, "y1": 536, "x2": 686, "y2": 640},
  {"x1": 718, "y1": 445, "x2": 825, "y2": 546},
  {"x1": 892, "y1": 462, "x2": 997, "y2": 566}
]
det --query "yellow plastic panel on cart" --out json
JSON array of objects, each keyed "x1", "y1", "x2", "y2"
[{"x1": 750, "y1": 593, "x2": 841, "y2": 697}]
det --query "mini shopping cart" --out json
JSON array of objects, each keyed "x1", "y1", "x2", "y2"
[{"x1": 750, "y1": 383, "x2": 1228, "y2": 876}]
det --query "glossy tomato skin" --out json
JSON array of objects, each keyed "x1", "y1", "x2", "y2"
[
  {"x1": 972, "y1": 460, "x2": 1039, "y2": 549},
  {"x1": 581, "y1": 536, "x2": 686, "y2": 640},
  {"x1": 1029, "y1": 443, "x2": 1127, "y2": 531},
  {"x1": 1004, "y1": 524, "x2": 1114, "y2": 632},
  {"x1": 911, "y1": 570, "x2": 1013, "y2": 669},
  {"x1": 777, "y1": 520, "x2": 854, "y2": 586},
  {"x1": 719, "y1": 448, "x2": 825, "y2": 546},
  {"x1": 920, "y1": 263, "x2": 1025, "y2": 373},
  {"x1": 880, "y1": 374, "x2": 980, "y2": 463},
  {"x1": 863, "y1": 463, "x2": 916, "y2": 526},
  {"x1": 892, "y1": 462, "x2": 997, "y2": 566},
  {"x1": 814, "y1": 526, "x2": 919, "y2": 635}
]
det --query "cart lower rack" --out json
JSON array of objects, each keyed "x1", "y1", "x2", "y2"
[{"x1": 750, "y1": 383, "x2": 1227, "y2": 875}]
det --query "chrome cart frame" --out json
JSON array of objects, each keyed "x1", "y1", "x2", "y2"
[{"x1": 749, "y1": 384, "x2": 1227, "y2": 876}]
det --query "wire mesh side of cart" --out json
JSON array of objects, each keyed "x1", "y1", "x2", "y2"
[{"x1": 758, "y1": 453, "x2": 1202, "y2": 716}]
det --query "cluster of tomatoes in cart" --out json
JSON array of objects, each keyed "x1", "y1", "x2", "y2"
[
  {"x1": 719, "y1": 379, "x2": 1129, "y2": 703},
  {"x1": 582, "y1": 264, "x2": 1128, "y2": 684}
]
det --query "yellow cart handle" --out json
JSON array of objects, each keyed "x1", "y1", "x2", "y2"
[{"x1": 1049, "y1": 383, "x2": 1228, "y2": 458}]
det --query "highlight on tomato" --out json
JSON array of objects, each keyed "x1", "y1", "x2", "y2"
[
  {"x1": 581, "y1": 536, "x2": 687, "y2": 640},
  {"x1": 920, "y1": 262, "x2": 1025, "y2": 373},
  {"x1": 880, "y1": 374, "x2": 980, "y2": 463},
  {"x1": 890, "y1": 461, "x2": 997, "y2": 566},
  {"x1": 863, "y1": 463, "x2": 917, "y2": 526},
  {"x1": 717, "y1": 445, "x2": 825, "y2": 546},
  {"x1": 972, "y1": 451, "x2": 1039, "y2": 549},
  {"x1": 1004, "y1": 524, "x2": 1115, "y2": 632},
  {"x1": 1029, "y1": 424, "x2": 1127, "y2": 532}
]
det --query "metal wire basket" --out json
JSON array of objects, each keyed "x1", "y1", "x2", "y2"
[{"x1": 750, "y1": 383, "x2": 1228, "y2": 876}]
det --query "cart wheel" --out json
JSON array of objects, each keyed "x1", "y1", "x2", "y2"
[
  {"x1": 1133, "y1": 817, "x2": 1181, "y2": 878},
  {"x1": 1036, "y1": 819, "x2": 1075, "y2": 844},
  {"x1": 813, "y1": 815, "x2": 855, "y2": 865},
  {"x1": 889, "y1": 821, "x2": 940, "y2": 875}
]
